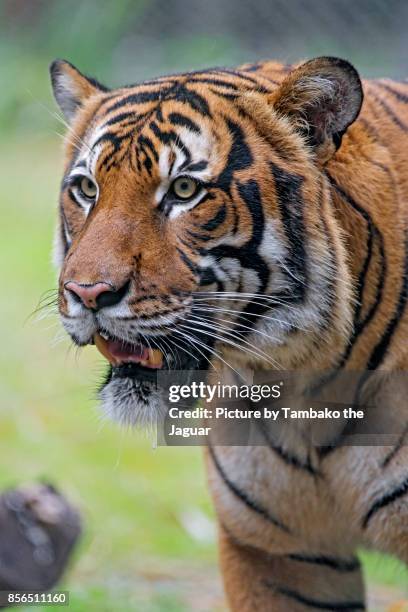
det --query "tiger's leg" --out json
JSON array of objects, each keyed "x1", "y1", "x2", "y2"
[
  {"x1": 327, "y1": 443, "x2": 408, "y2": 565},
  {"x1": 219, "y1": 527, "x2": 366, "y2": 612},
  {"x1": 364, "y1": 447, "x2": 408, "y2": 564},
  {"x1": 323, "y1": 368, "x2": 408, "y2": 565}
]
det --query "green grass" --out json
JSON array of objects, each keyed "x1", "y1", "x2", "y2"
[{"x1": 0, "y1": 137, "x2": 407, "y2": 610}]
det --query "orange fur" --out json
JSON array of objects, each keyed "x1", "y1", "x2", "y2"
[{"x1": 51, "y1": 57, "x2": 408, "y2": 610}]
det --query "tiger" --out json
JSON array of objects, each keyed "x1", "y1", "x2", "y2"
[{"x1": 50, "y1": 55, "x2": 408, "y2": 610}]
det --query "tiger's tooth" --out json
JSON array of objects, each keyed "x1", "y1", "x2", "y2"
[
  {"x1": 147, "y1": 348, "x2": 164, "y2": 367},
  {"x1": 94, "y1": 333, "x2": 120, "y2": 365}
]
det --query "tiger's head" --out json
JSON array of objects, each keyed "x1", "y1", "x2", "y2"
[{"x1": 50, "y1": 56, "x2": 363, "y2": 426}]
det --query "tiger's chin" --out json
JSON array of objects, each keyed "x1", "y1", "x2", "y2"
[{"x1": 99, "y1": 365, "x2": 168, "y2": 429}]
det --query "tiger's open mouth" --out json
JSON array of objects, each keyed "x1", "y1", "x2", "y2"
[
  {"x1": 94, "y1": 332, "x2": 164, "y2": 369},
  {"x1": 93, "y1": 328, "x2": 211, "y2": 380}
]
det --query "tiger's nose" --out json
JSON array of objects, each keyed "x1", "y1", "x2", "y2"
[{"x1": 64, "y1": 281, "x2": 129, "y2": 310}]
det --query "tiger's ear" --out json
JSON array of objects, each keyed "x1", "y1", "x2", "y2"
[
  {"x1": 49, "y1": 59, "x2": 108, "y2": 123},
  {"x1": 271, "y1": 57, "x2": 363, "y2": 162}
]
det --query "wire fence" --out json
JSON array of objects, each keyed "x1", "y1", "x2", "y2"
[{"x1": 1, "y1": 0, "x2": 407, "y2": 134}]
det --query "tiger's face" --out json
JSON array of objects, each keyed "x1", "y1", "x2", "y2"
[{"x1": 50, "y1": 57, "x2": 363, "y2": 426}]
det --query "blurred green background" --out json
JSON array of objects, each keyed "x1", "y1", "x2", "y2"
[{"x1": 0, "y1": 0, "x2": 407, "y2": 610}]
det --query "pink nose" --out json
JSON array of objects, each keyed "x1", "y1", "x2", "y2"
[{"x1": 64, "y1": 281, "x2": 115, "y2": 310}]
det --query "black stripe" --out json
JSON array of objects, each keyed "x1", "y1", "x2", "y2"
[
  {"x1": 91, "y1": 130, "x2": 130, "y2": 169},
  {"x1": 198, "y1": 267, "x2": 223, "y2": 288},
  {"x1": 170, "y1": 85, "x2": 211, "y2": 116},
  {"x1": 189, "y1": 76, "x2": 239, "y2": 90},
  {"x1": 149, "y1": 122, "x2": 191, "y2": 165},
  {"x1": 216, "y1": 118, "x2": 253, "y2": 194},
  {"x1": 208, "y1": 445, "x2": 290, "y2": 532},
  {"x1": 176, "y1": 247, "x2": 198, "y2": 276},
  {"x1": 138, "y1": 135, "x2": 159, "y2": 162},
  {"x1": 104, "y1": 88, "x2": 167, "y2": 114},
  {"x1": 258, "y1": 421, "x2": 319, "y2": 476},
  {"x1": 382, "y1": 422, "x2": 408, "y2": 468},
  {"x1": 358, "y1": 117, "x2": 383, "y2": 143},
  {"x1": 209, "y1": 88, "x2": 238, "y2": 101},
  {"x1": 183, "y1": 160, "x2": 208, "y2": 172},
  {"x1": 214, "y1": 68, "x2": 262, "y2": 84},
  {"x1": 326, "y1": 173, "x2": 386, "y2": 367},
  {"x1": 127, "y1": 77, "x2": 179, "y2": 88},
  {"x1": 366, "y1": 232, "x2": 408, "y2": 368},
  {"x1": 227, "y1": 182, "x2": 270, "y2": 322},
  {"x1": 168, "y1": 112, "x2": 201, "y2": 134},
  {"x1": 270, "y1": 162, "x2": 307, "y2": 301},
  {"x1": 317, "y1": 431, "x2": 348, "y2": 458},
  {"x1": 200, "y1": 204, "x2": 226, "y2": 231},
  {"x1": 59, "y1": 206, "x2": 70, "y2": 253},
  {"x1": 236, "y1": 105, "x2": 297, "y2": 164},
  {"x1": 67, "y1": 188, "x2": 84, "y2": 208},
  {"x1": 288, "y1": 553, "x2": 360, "y2": 572},
  {"x1": 140, "y1": 152, "x2": 152, "y2": 174},
  {"x1": 215, "y1": 117, "x2": 253, "y2": 235},
  {"x1": 235, "y1": 179, "x2": 267, "y2": 290},
  {"x1": 343, "y1": 229, "x2": 385, "y2": 363},
  {"x1": 128, "y1": 294, "x2": 160, "y2": 305},
  {"x1": 363, "y1": 474, "x2": 408, "y2": 528},
  {"x1": 187, "y1": 230, "x2": 214, "y2": 242},
  {"x1": 208, "y1": 179, "x2": 273, "y2": 334},
  {"x1": 163, "y1": 192, "x2": 215, "y2": 220},
  {"x1": 102, "y1": 110, "x2": 151, "y2": 128},
  {"x1": 244, "y1": 64, "x2": 282, "y2": 85},
  {"x1": 212, "y1": 68, "x2": 270, "y2": 93},
  {"x1": 271, "y1": 585, "x2": 365, "y2": 610},
  {"x1": 376, "y1": 81, "x2": 408, "y2": 104},
  {"x1": 316, "y1": 374, "x2": 367, "y2": 458},
  {"x1": 370, "y1": 90, "x2": 408, "y2": 132},
  {"x1": 242, "y1": 62, "x2": 263, "y2": 72},
  {"x1": 178, "y1": 236, "x2": 195, "y2": 252}
]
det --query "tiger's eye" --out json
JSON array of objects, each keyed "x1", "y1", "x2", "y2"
[
  {"x1": 80, "y1": 176, "x2": 98, "y2": 199},
  {"x1": 172, "y1": 176, "x2": 198, "y2": 200}
]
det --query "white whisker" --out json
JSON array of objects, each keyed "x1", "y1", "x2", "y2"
[
  {"x1": 173, "y1": 328, "x2": 241, "y2": 376},
  {"x1": 187, "y1": 316, "x2": 282, "y2": 369},
  {"x1": 178, "y1": 322, "x2": 282, "y2": 370},
  {"x1": 192, "y1": 305, "x2": 309, "y2": 332},
  {"x1": 193, "y1": 295, "x2": 299, "y2": 312},
  {"x1": 188, "y1": 311, "x2": 282, "y2": 346}
]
